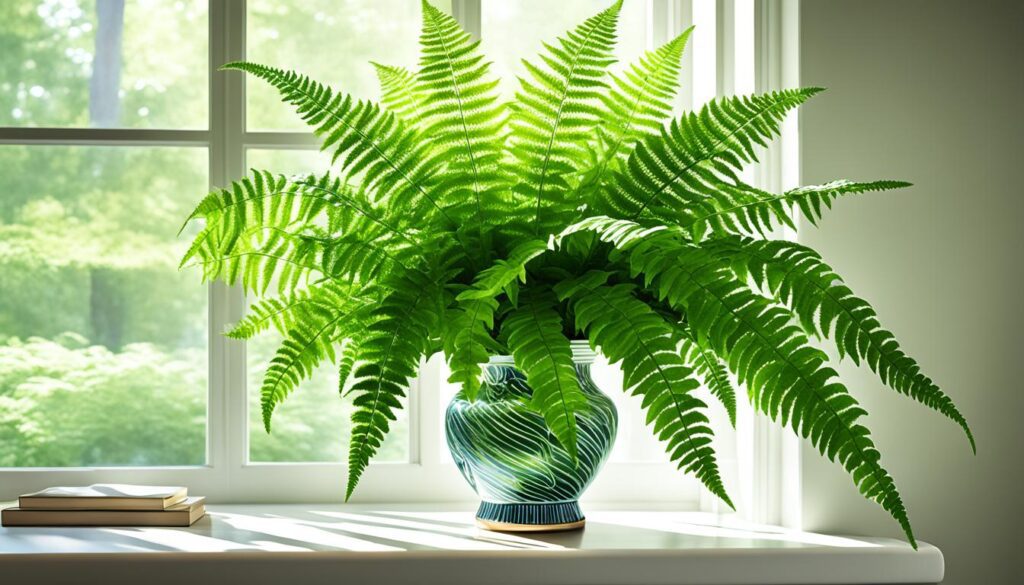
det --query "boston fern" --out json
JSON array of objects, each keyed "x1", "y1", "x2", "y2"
[{"x1": 181, "y1": 1, "x2": 972, "y2": 545}]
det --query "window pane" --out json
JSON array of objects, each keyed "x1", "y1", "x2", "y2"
[
  {"x1": 482, "y1": 0, "x2": 648, "y2": 98},
  {"x1": 246, "y1": 0, "x2": 450, "y2": 130},
  {"x1": 0, "y1": 1, "x2": 207, "y2": 128},
  {"x1": 244, "y1": 149, "x2": 409, "y2": 463},
  {"x1": 246, "y1": 148, "x2": 331, "y2": 177},
  {"x1": 0, "y1": 146, "x2": 208, "y2": 467}
]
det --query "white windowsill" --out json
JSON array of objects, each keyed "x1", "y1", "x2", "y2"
[{"x1": 0, "y1": 504, "x2": 942, "y2": 585}]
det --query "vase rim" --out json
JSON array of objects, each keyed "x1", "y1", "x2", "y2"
[{"x1": 488, "y1": 340, "x2": 596, "y2": 365}]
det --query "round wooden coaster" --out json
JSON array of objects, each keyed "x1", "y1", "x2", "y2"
[{"x1": 476, "y1": 517, "x2": 586, "y2": 533}]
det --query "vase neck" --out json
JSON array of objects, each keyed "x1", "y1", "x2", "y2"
[{"x1": 489, "y1": 340, "x2": 596, "y2": 365}]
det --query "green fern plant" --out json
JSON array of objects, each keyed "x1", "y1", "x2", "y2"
[{"x1": 181, "y1": 0, "x2": 973, "y2": 546}]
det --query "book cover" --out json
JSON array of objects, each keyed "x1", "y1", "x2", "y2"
[
  {"x1": 18, "y1": 484, "x2": 187, "y2": 510},
  {"x1": 2, "y1": 496, "x2": 206, "y2": 527}
]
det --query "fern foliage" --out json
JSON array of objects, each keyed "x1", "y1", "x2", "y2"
[
  {"x1": 509, "y1": 0, "x2": 623, "y2": 234},
  {"x1": 180, "y1": 1, "x2": 971, "y2": 543},
  {"x1": 556, "y1": 272, "x2": 733, "y2": 507},
  {"x1": 597, "y1": 89, "x2": 822, "y2": 221},
  {"x1": 501, "y1": 291, "x2": 587, "y2": 461},
  {"x1": 706, "y1": 236, "x2": 975, "y2": 451}
]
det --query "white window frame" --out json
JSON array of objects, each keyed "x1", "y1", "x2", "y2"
[{"x1": 0, "y1": 0, "x2": 800, "y2": 519}]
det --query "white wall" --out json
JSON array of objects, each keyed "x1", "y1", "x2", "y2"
[{"x1": 797, "y1": 1, "x2": 1024, "y2": 583}]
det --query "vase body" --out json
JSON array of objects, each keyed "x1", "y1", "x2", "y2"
[{"x1": 445, "y1": 341, "x2": 617, "y2": 531}]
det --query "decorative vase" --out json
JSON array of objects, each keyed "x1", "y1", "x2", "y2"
[{"x1": 445, "y1": 341, "x2": 617, "y2": 532}]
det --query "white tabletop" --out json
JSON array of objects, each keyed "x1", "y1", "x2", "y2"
[{"x1": 0, "y1": 504, "x2": 943, "y2": 585}]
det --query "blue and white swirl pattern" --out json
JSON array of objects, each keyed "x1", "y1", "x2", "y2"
[{"x1": 446, "y1": 344, "x2": 617, "y2": 526}]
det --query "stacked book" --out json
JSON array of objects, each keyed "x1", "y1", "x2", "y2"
[{"x1": 1, "y1": 484, "x2": 205, "y2": 527}]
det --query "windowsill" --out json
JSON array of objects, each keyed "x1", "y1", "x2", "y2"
[{"x1": 0, "y1": 504, "x2": 942, "y2": 585}]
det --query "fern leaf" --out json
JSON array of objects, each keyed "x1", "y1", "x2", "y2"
[
  {"x1": 347, "y1": 272, "x2": 442, "y2": 499},
  {"x1": 443, "y1": 239, "x2": 545, "y2": 400},
  {"x1": 581, "y1": 27, "x2": 691, "y2": 195},
  {"x1": 556, "y1": 275, "x2": 734, "y2": 507},
  {"x1": 260, "y1": 288, "x2": 372, "y2": 433},
  {"x1": 372, "y1": 62, "x2": 424, "y2": 122},
  {"x1": 456, "y1": 239, "x2": 548, "y2": 301},
  {"x1": 501, "y1": 291, "x2": 587, "y2": 461},
  {"x1": 180, "y1": 170, "x2": 331, "y2": 267},
  {"x1": 677, "y1": 323, "x2": 737, "y2": 427},
  {"x1": 509, "y1": 0, "x2": 623, "y2": 234},
  {"x1": 707, "y1": 236, "x2": 974, "y2": 451},
  {"x1": 598, "y1": 88, "x2": 823, "y2": 221},
  {"x1": 443, "y1": 295, "x2": 500, "y2": 402},
  {"x1": 685, "y1": 179, "x2": 911, "y2": 240},
  {"x1": 417, "y1": 1, "x2": 508, "y2": 228},
  {"x1": 640, "y1": 245, "x2": 915, "y2": 547},
  {"x1": 567, "y1": 215, "x2": 917, "y2": 546},
  {"x1": 222, "y1": 62, "x2": 453, "y2": 223},
  {"x1": 228, "y1": 282, "x2": 367, "y2": 340}
]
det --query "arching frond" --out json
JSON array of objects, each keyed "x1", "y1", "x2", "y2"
[
  {"x1": 598, "y1": 88, "x2": 823, "y2": 221},
  {"x1": 373, "y1": 62, "x2": 424, "y2": 123},
  {"x1": 684, "y1": 179, "x2": 911, "y2": 240},
  {"x1": 259, "y1": 285, "x2": 373, "y2": 432},
  {"x1": 637, "y1": 243, "x2": 914, "y2": 547},
  {"x1": 566, "y1": 216, "x2": 915, "y2": 546},
  {"x1": 417, "y1": 2, "x2": 509, "y2": 229},
  {"x1": 580, "y1": 27, "x2": 691, "y2": 196},
  {"x1": 222, "y1": 61, "x2": 452, "y2": 223},
  {"x1": 443, "y1": 295, "x2": 501, "y2": 402},
  {"x1": 228, "y1": 282, "x2": 368, "y2": 340},
  {"x1": 509, "y1": 0, "x2": 623, "y2": 234},
  {"x1": 502, "y1": 291, "x2": 587, "y2": 461},
  {"x1": 347, "y1": 272, "x2": 443, "y2": 499},
  {"x1": 456, "y1": 239, "x2": 548, "y2": 302},
  {"x1": 677, "y1": 323, "x2": 737, "y2": 427},
  {"x1": 556, "y1": 273, "x2": 734, "y2": 507},
  {"x1": 707, "y1": 236, "x2": 974, "y2": 451}
]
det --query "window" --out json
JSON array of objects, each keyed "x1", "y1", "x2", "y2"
[{"x1": 0, "y1": 0, "x2": 797, "y2": 519}]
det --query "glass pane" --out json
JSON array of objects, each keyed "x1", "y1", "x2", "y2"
[
  {"x1": 0, "y1": 146, "x2": 208, "y2": 467},
  {"x1": 246, "y1": 0, "x2": 451, "y2": 130},
  {"x1": 246, "y1": 148, "x2": 332, "y2": 177},
  {"x1": 0, "y1": 1, "x2": 208, "y2": 129},
  {"x1": 482, "y1": 0, "x2": 648, "y2": 99},
  {"x1": 244, "y1": 149, "x2": 409, "y2": 463}
]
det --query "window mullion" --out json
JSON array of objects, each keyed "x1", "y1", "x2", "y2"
[{"x1": 209, "y1": 0, "x2": 248, "y2": 494}]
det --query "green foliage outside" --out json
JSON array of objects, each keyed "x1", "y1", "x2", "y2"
[
  {"x1": 0, "y1": 1, "x2": 408, "y2": 467},
  {"x1": 183, "y1": 0, "x2": 974, "y2": 546}
]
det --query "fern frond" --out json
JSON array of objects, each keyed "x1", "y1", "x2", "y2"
[
  {"x1": 180, "y1": 170, "x2": 331, "y2": 267},
  {"x1": 228, "y1": 282, "x2": 368, "y2": 340},
  {"x1": 556, "y1": 274, "x2": 734, "y2": 507},
  {"x1": 502, "y1": 291, "x2": 587, "y2": 461},
  {"x1": 260, "y1": 285, "x2": 373, "y2": 432},
  {"x1": 222, "y1": 62, "x2": 453, "y2": 223},
  {"x1": 347, "y1": 271, "x2": 443, "y2": 499},
  {"x1": 566, "y1": 216, "x2": 916, "y2": 546},
  {"x1": 639, "y1": 245, "x2": 914, "y2": 546},
  {"x1": 509, "y1": 0, "x2": 623, "y2": 234},
  {"x1": 707, "y1": 236, "x2": 974, "y2": 451},
  {"x1": 598, "y1": 88, "x2": 823, "y2": 221},
  {"x1": 580, "y1": 28, "x2": 691, "y2": 196},
  {"x1": 456, "y1": 239, "x2": 548, "y2": 302},
  {"x1": 685, "y1": 179, "x2": 911, "y2": 240},
  {"x1": 443, "y1": 239, "x2": 546, "y2": 400},
  {"x1": 373, "y1": 62, "x2": 424, "y2": 123},
  {"x1": 417, "y1": 1, "x2": 508, "y2": 229},
  {"x1": 443, "y1": 295, "x2": 501, "y2": 402},
  {"x1": 677, "y1": 323, "x2": 737, "y2": 427},
  {"x1": 186, "y1": 225, "x2": 324, "y2": 295}
]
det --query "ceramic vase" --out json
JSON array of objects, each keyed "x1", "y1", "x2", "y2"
[{"x1": 445, "y1": 341, "x2": 617, "y2": 531}]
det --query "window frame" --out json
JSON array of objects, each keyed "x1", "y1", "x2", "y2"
[{"x1": 0, "y1": 0, "x2": 800, "y2": 521}]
